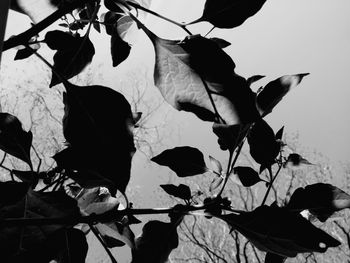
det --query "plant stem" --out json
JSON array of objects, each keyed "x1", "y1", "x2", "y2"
[
  {"x1": 261, "y1": 164, "x2": 283, "y2": 206},
  {"x1": 0, "y1": 0, "x2": 10, "y2": 65},
  {"x1": 89, "y1": 224, "x2": 118, "y2": 263},
  {"x1": 125, "y1": 0, "x2": 192, "y2": 35},
  {"x1": 0, "y1": 204, "x2": 244, "y2": 227},
  {"x1": 3, "y1": 1, "x2": 87, "y2": 51}
]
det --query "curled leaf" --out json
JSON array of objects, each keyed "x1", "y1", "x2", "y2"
[
  {"x1": 287, "y1": 183, "x2": 350, "y2": 222},
  {"x1": 209, "y1": 176, "x2": 224, "y2": 192},
  {"x1": 209, "y1": 155, "x2": 222, "y2": 175},
  {"x1": 233, "y1": 166, "x2": 262, "y2": 187},
  {"x1": 256, "y1": 73, "x2": 309, "y2": 116},
  {"x1": 284, "y1": 153, "x2": 313, "y2": 169},
  {"x1": 151, "y1": 146, "x2": 207, "y2": 177}
]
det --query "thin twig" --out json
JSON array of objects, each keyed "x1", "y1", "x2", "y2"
[
  {"x1": 89, "y1": 224, "x2": 118, "y2": 263},
  {"x1": 261, "y1": 164, "x2": 283, "y2": 206}
]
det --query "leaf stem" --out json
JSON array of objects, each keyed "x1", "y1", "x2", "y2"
[
  {"x1": 261, "y1": 164, "x2": 283, "y2": 206},
  {"x1": 125, "y1": 0, "x2": 192, "y2": 35},
  {"x1": 89, "y1": 224, "x2": 118, "y2": 263}
]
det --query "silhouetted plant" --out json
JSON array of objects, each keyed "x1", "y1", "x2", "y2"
[{"x1": 0, "y1": 1, "x2": 349, "y2": 263}]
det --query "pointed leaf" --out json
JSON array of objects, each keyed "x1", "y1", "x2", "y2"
[
  {"x1": 110, "y1": 30, "x2": 131, "y2": 67},
  {"x1": 102, "y1": 234, "x2": 126, "y2": 247},
  {"x1": 14, "y1": 47, "x2": 34, "y2": 60},
  {"x1": 49, "y1": 35, "x2": 95, "y2": 87},
  {"x1": 198, "y1": 0, "x2": 267, "y2": 29},
  {"x1": 287, "y1": 183, "x2": 350, "y2": 222},
  {"x1": 160, "y1": 184, "x2": 191, "y2": 201},
  {"x1": 265, "y1": 253, "x2": 287, "y2": 263},
  {"x1": 151, "y1": 146, "x2": 207, "y2": 177},
  {"x1": 219, "y1": 205, "x2": 340, "y2": 257},
  {"x1": 247, "y1": 75, "x2": 265, "y2": 86},
  {"x1": 96, "y1": 221, "x2": 136, "y2": 249},
  {"x1": 212, "y1": 123, "x2": 246, "y2": 151},
  {"x1": 12, "y1": 170, "x2": 38, "y2": 187},
  {"x1": 0, "y1": 113, "x2": 33, "y2": 169},
  {"x1": 275, "y1": 126, "x2": 284, "y2": 140},
  {"x1": 233, "y1": 166, "x2": 262, "y2": 187},
  {"x1": 209, "y1": 37, "x2": 231, "y2": 48},
  {"x1": 209, "y1": 155, "x2": 222, "y2": 174},
  {"x1": 138, "y1": 25, "x2": 259, "y2": 125},
  {"x1": 248, "y1": 119, "x2": 279, "y2": 166},
  {"x1": 132, "y1": 220, "x2": 180, "y2": 263},
  {"x1": 256, "y1": 73, "x2": 309, "y2": 116},
  {"x1": 45, "y1": 30, "x2": 81, "y2": 50}
]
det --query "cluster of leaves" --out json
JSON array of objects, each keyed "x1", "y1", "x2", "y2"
[{"x1": 1, "y1": 0, "x2": 350, "y2": 263}]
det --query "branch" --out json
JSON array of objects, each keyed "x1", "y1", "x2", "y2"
[
  {"x1": 0, "y1": 0, "x2": 11, "y2": 64},
  {"x1": 2, "y1": 1, "x2": 87, "y2": 52}
]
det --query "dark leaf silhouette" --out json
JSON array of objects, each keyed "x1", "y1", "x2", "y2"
[
  {"x1": 219, "y1": 205, "x2": 340, "y2": 257},
  {"x1": 248, "y1": 119, "x2": 279, "y2": 166},
  {"x1": 195, "y1": 0, "x2": 267, "y2": 29},
  {"x1": 256, "y1": 73, "x2": 309, "y2": 116},
  {"x1": 138, "y1": 24, "x2": 259, "y2": 125},
  {"x1": 132, "y1": 220, "x2": 180, "y2": 263},
  {"x1": 49, "y1": 34, "x2": 95, "y2": 87},
  {"x1": 212, "y1": 123, "x2": 246, "y2": 151},
  {"x1": 102, "y1": 234, "x2": 126, "y2": 247},
  {"x1": 233, "y1": 166, "x2": 262, "y2": 187},
  {"x1": 287, "y1": 183, "x2": 350, "y2": 222},
  {"x1": 210, "y1": 37, "x2": 231, "y2": 48},
  {"x1": 0, "y1": 113, "x2": 33, "y2": 169},
  {"x1": 247, "y1": 75, "x2": 265, "y2": 86},
  {"x1": 0, "y1": 184, "x2": 80, "y2": 261},
  {"x1": 160, "y1": 184, "x2": 191, "y2": 201},
  {"x1": 110, "y1": 29, "x2": 131, "y2": 67},
  {"x1": 275, "y1": 126, "x2": 284, "y2": 140},
  {"x1": 151, "y1": 146, "x2": 207, "y2": 177},
  {"x1": 45, "y1": 30, "x2": 81, "y2": 51},
  {"x1": 12, "y1": 170, "x2": 38, "y2": 187},
  {"x1": 101, "y1": 11, "x2": 120, "y2": 35},
  {"x1": 265, "y1": 252, "x2": 287, "y2": 263},
  {"x1": 14, "y1": 47, "x2": 33, "y2": 60},
  {"x1": 0, "y1": 181, "x2": 29, "y2": 206},
  {"x1": 58, "y1": 82, "x2": 135, "y2": 193}
]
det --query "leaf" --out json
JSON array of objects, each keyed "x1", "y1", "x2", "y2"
[
  {"x1": 12, "y1": 170, "x2": 38, "y2": 187},
  {"x1": 45, "y1": 30, "x2": 80, "y2": 50},
  {"x1": 209, "y1": 176, "x2": 224, "y2": 192},
  {"x1": 247, "y1": 75, "x2": 265, "y2": 86},
  {"x1": 138, "y1": 24, "x2": 259, "y2": 125},
  {"x1": 116, "y1": 15, "x2": 135, "y2": 40},
  {"x1": 14, "y1": 47, "x2": 34, "y2": 60},
  {"x1": 209, "y1": 155, "x2": 222, "y2": 175},
  {"x1": 219, "y1": 205, "x2": 340, "y2": 257},
  {"x1": 264, "y1": 253, "x2": 287, "y2": 263},
  {"x1": 209, "y1": 37, "x2": 231, "y2": 48},
  {"x1": 96, "y1": 221, "x2": 136, "y2": 249},
  {"x1": 247, "y1": 119, "x2": 279, "y2": 166},
  {"x1": 233, "y1": 166, "x2": 262, "y2": 187},
  {"x1": 49, "y1": 35, "x2": 95, "y2": 87},
  {"x1": 0, "y1": 113, "x2": 33, "y2": 169},
  {"x1": 9, "y1": 228, "x2": 88, "y2": 263},
  {"x1": 284, "y1": 153, "x2": 313, "y2": 169},
  {"x1": 0, "y1": 181, "x2": 29, "y2": 206},
  {"x1": 101, "y1": 234, "x2": 126, "y2": 247},
  {"x1": 0, "y1": 183, "x2": 80, "y2": 261},
  {"x1": 132, "y1": 220, "x2": 180, "y2": 263},
  {"x1": 196, "y1": 0, "x2": 267, "y2": 29},
  {"x1": 212, "y1": 123, "x2": 246, "y2": 151},
  {"x1": 151, "y1": 146, "x2": 207, "y2": 177},
  {"x1": 286, "y1": 183, "x2": 350, "y2": 222},
  {"x1": 275, "y1": 126, "x2": 284, "y2": 140},
  {"x1": 160, "y1": 184, "x2": 191, "y2": 201},
  {"x1": 58, "y1": 82, "x2": 135, "y2": 193},
  {"x1": 110, "y1": 29, "x2": 131, "y2": 67},
  {"x1": 256, "y1": 73, "x2": 309, "y2": 116}
]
